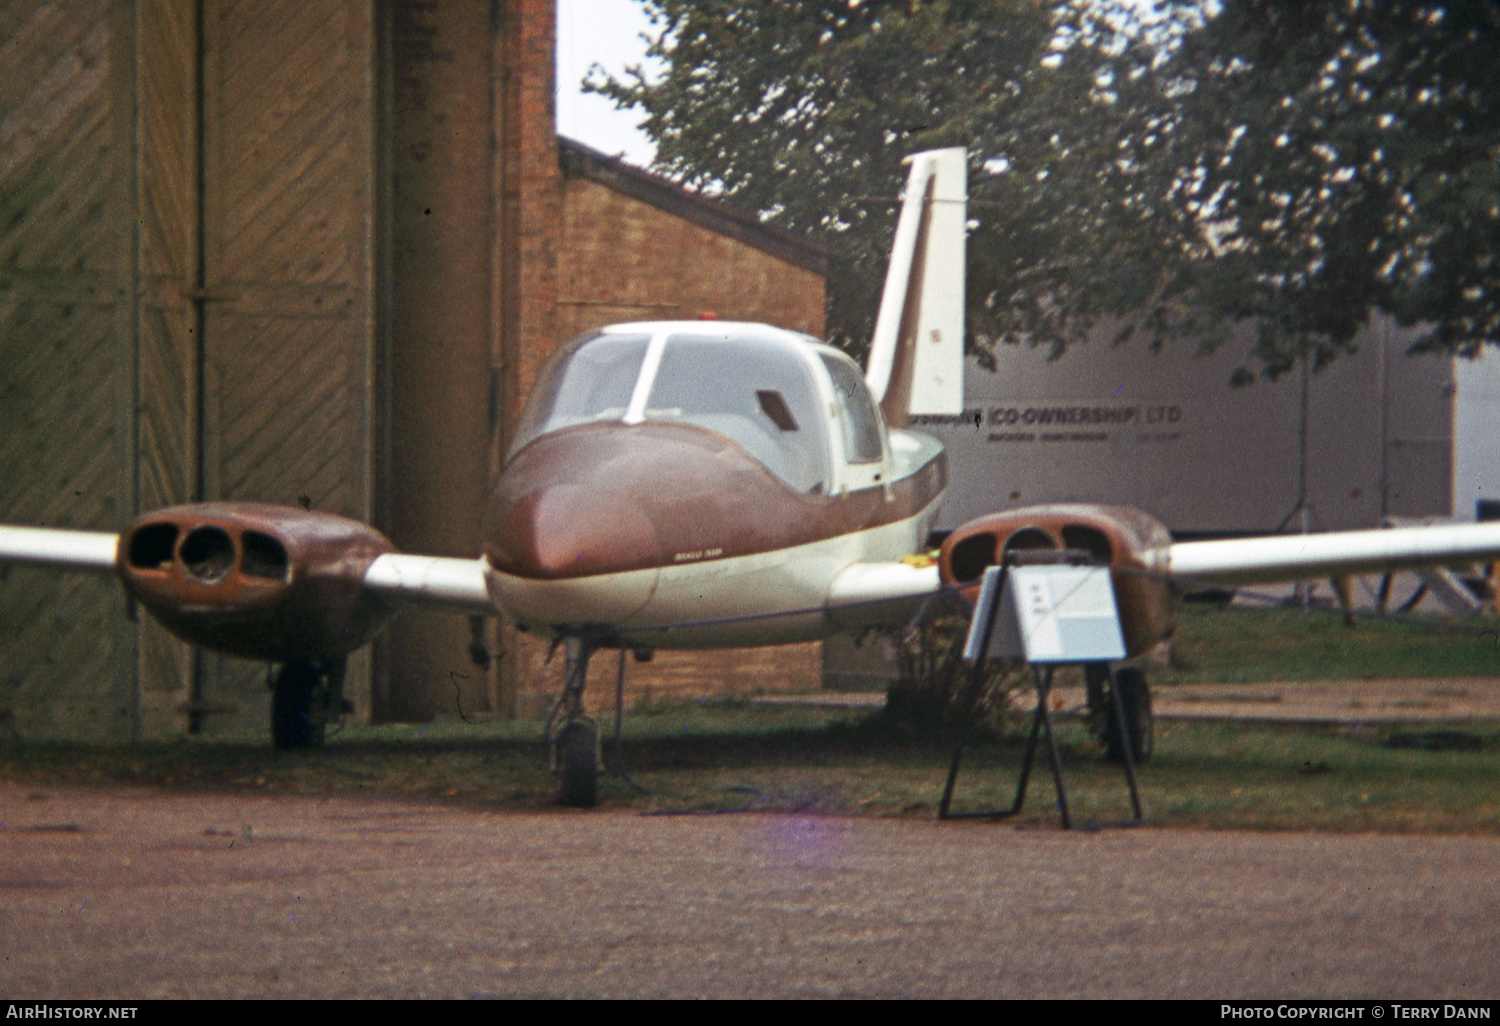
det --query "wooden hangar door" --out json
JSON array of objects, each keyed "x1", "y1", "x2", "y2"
[
  {"x1": 136, "y1": 0, "x2": 379, "y2": 736},
  {"x1": 195, "y1": 0, "x2": 377, "y2": 732},
  {"x1": 133, "y1": 0, "x2": 205, "y2": 737},
  {"x1": 0, "y1": 0, "x2": 137, "y2": 740},
  {"x1": 0, "y1": 0, "x2": 376, "y2": 740}
]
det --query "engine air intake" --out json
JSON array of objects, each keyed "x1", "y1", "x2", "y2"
[
  {"x1": 1001, "y1": 527, "x2": 1058, "y2": 558},
  {"x1": 938, "y1": 503, "x2": 1178, "y2": 660},
  {"x1": 180, "y1": 526, "x2": 235, "y2": 584},
  {"x1": 127, "y1": 523, "x2": 178, "y2": 570},
  {"x1": 948, "y1": 531, "x2": 998, "y2": 584},
  {"x1": 241, "y1": 531, "x2": 291, "y2": 582},
  {"x1": 1061, "y1": 525, "x2": 1113, "y2": 563}
]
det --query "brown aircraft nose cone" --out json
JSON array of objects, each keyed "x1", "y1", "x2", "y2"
[{"x1": 486, "y1": 483, "x2": 662, "y2": 580}]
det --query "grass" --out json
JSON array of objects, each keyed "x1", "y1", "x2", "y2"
[
  {"x1": 1163, "y1": 603, "x2": 1500, "y2": 684},
  {"x1": 3, "y1": 605, "x2": 1497, "y2": 833},
  {"x1": 3, "y1": 698, "x2": 1499, "y2": 834}
]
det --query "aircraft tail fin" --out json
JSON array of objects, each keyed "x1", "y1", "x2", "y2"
[{"x1": 865, "y1": 147, "x2": 967, "y2": 427}]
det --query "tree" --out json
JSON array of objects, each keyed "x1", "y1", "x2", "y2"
[
  {"x1": 1157, "y1": 1, "x2": 1500, "y2": 377},
  {"x1": 591, "y1": 0, "x2": 1068, "y2": 355},
  {"x1": 595, "y1": 1, "x2": 1500, "y2": 374}
]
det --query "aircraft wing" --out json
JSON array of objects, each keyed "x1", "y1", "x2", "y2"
[
  {"x1": 1162, "y1": 521, "x2": 1500, "y2": 586},
  {"x1": 0, "y1": 525, "x2": 120, "y2": 573},
  {"x1": 0, "y1": 522, "x2": 494, "y2": 612},
  {"x1": 362, "y1": 553, "x2": 494, "y2": 613},
  {"x1": 0, "y1": 513, "x2": 496, "y2": 671},
  {"x1": 826, "y1": 560, "x2": 943, "y2": 628},
  {"x1": 825, "y1": 519, "x2": 1500, "y2": 628}
]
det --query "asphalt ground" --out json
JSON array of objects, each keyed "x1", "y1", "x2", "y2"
[{"x1": 2, "y1": 780, "x2": 1499, "y2": 999}]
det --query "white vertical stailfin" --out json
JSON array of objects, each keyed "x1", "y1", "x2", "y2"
[{"x1": 865, "y1": 147, "x2": 967, "y2": 426}]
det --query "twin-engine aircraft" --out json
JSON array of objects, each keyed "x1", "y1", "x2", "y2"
[{"x1": 5, "y1": 148, "x2": 1500, "y2": 805}]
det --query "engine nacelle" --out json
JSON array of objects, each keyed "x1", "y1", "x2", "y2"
[
  {"x1": 939, "y1": 503, "x2": 1177, "y2": 658},
  {"x1": 118, "y1": 503, "x2": 397, "y2": 663}
]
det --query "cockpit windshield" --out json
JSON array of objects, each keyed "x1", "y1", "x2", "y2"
[
  {"x1": 509, "y1": 327, "x2": 832, "y2": 494},
  {"x1": 509, "y1": 331, "x2": 651, "y2": 455},
  {"x1": 646, "y1": 334, "x2": 829, "y2": 494}
]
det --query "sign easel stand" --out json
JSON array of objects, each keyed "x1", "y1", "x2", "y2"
[{"x1": 937, "y1": 553, "x2": 1144, "y2": 829}]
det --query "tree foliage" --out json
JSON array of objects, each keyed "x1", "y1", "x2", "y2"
[
  {"x1": 1162, "y1": 1, "x2": 1500, "y2": 376},
  {"x1": 592, "y1": 0, "x2": 1061, "y2": 356},
  {"x1": 594, "y1": 0, "x2": 1500, "y2": 374}
]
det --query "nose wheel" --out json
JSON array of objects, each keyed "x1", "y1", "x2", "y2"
[
  {"x1": 554, "y1": 719, "x2": 600, "y2": 806},
  {"x1": 546, "y1": 637, "x2": 602, "y2": 806}
]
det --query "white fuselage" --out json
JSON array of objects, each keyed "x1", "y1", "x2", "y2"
[
  {"x1": 486, "y1": 426, "x2": 942, "y2": 648},
  {"x1": 483, "y1": 472, "x2": 942, "y2": 649},
  {"x1": 479, "y1": 323, "x2": 948, "y2": 648}
]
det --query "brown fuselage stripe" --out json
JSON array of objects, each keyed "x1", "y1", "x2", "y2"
[{"x1": 483, "y1": 422, "x2": 947, "y2": 581}]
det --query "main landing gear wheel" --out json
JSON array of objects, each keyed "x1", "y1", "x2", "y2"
[
  {"x1": 1104, "y1": 666, "x2": 1153, "y2": 764},
  {"x1": 271, "y1": 661, "x2": 324, "y2": 750},
  {"x1": 555, "y1": 720, "x2": 600, "y2": 807}
]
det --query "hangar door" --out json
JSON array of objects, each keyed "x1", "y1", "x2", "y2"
[
  {"x1": 191, "y1": 1, "x2": 376, "y2": 731},
  {"x1": 0, "y1": 0, "x2": 134, "y2": 739},
  {"x1": 142, "y1": 0, "x2": 378, "y2": 735},
  {"x1": 0, "y1": 0, "x2": 377, "y2": 740}
]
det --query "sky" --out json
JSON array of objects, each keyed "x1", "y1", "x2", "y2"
[{"x1": 555, "y1": 0, "x2": 660, "y2": 167}]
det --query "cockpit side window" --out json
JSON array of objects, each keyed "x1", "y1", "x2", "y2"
[
  {"x1": 820, "y1": 353, "x2": 885, "y2": 464},
  {"x1": 508, "y1": 332, "x2": 652, "y2": 456},
  {"x1": 647, "y1": 335, "x2": 830, "y2": 494}
]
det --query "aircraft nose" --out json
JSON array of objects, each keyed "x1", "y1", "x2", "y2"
[{"x1": 484, "y1": 482, "x2": 663, "y2": 580}]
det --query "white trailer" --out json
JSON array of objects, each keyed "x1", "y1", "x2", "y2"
[{"x1": 915, "y1": 316, "x2": 1490, "y2": 537}]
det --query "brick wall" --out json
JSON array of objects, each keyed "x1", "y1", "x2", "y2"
[
  {"x1": 557, "y1": 176, "x2": 827, "y2": 339},
  {"x1": 510, "y1": 643, "x2": 826, "y2": 719}
]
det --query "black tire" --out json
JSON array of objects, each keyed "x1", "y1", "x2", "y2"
[
  {"x1": 1083, "y1": 663, "x2": 1111, "y2": 740},
  {"x1": 271, "y1": 662, "x2": 324, "y2": 750},
  {"x1": 555, "y1": 720, "x2": 599, "y2": 807},
  {"x1": 1104, "y1": 667, "x2": 1152, "y2": 764}
]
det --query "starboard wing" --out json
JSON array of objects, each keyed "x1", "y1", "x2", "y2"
[
  {"x1": 0, "y1": 521, "x2": 495, "y2": 613},
  {"x1": 0, "y1": 525, "x2": 119, "y2": 573}
]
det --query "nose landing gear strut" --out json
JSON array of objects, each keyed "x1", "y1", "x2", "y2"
[{"x1": 545, "y1": 637, "x2": 603, "y2": 806}]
